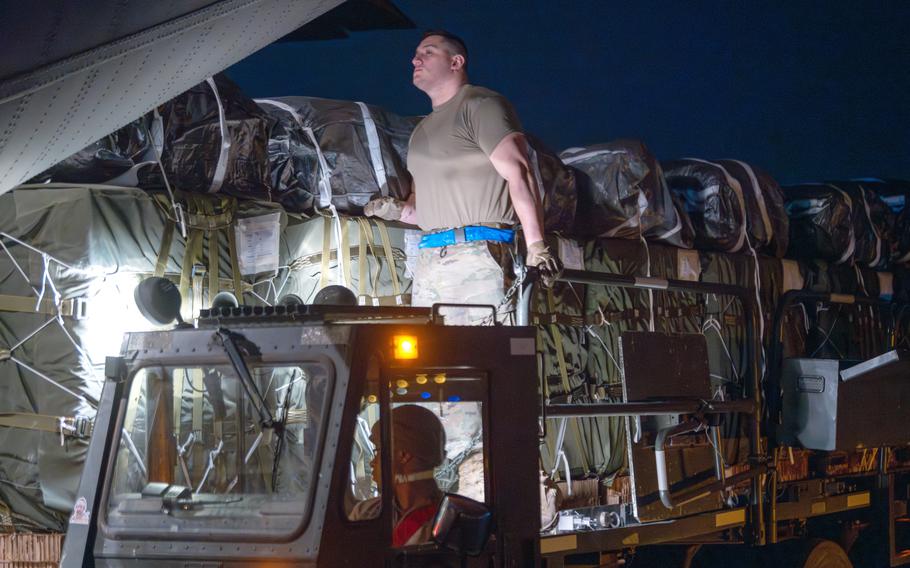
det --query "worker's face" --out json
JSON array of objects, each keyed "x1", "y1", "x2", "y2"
[
  {"x1": 369, "y1": 425, "x2": 382, "y2": 486},
  {"x1": 411, "y1": 35, "x2": 459, "y2": 91}
]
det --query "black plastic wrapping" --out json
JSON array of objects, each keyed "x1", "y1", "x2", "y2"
[
  {"x1": 259, "y1": 96, "x2": 414, "y2": 215},
  {"x1": 715, "y1": 159, "x2": 789, "y2": 258},
  {"x1": 851, "y1": 179, "x2": 910, "y2": 265},
  {"x1": 783, "y1": 183, "x2": 855, "y2": 264},
  {"x1": 527, "y1": 135, "x2": 577, "y2": 233},
  {"x1": 663, "y1": 158, "x2": 747, "y2": 253},
  {"x1": 832, "y1": 181, "x2": 895, "y2": 269},
  {"x1": 26, "y1": 118, "x2": 151, "y2": 185},
  {"x1": 561, "y1": 140, "x2": 694, "y2": 248},
  {"x1": 153, "y1": 73, "x2": 273, "y2": 199}
]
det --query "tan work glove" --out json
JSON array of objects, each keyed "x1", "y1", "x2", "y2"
[
  {"x1": 527, "y1": 240, "x2": 563, "y2": 287},
  {"x1": 363, "y1": 196, "x2": 404, "y2": 221}
]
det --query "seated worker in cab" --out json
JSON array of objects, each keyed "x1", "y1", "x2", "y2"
[{"x1": 352, "y1": 405, "x2": 447, "y2": 547}]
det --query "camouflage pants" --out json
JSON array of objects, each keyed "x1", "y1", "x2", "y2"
[{"x1": 412, "y1": 240, "x2": 513, "y2": 325}]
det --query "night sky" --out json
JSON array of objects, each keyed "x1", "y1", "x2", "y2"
[{"x1": 227, "y1": 1, "x2": 910, "y2": 185}]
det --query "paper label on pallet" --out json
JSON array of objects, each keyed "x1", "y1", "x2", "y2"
[
  {"x1": 556, "y1": 237, "x2": 584, "y2": 271},
  {"x1": 781, "y1": 259, "x2": 804, "y2": 292},
  {"x1": 235, "y1": 213, "x2": 281, "y2": 275},
  {"x1": 677, "y1": 249, "x2": 701, "y2": 281},
  {"x1": 69, "y1": 496, "x2": 90, "y2": 525},
  {"x1": 878, "y1": 272, "x2": 894, "y2": 300}
]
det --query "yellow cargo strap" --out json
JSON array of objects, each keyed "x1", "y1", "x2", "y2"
[
  {"x1": 373, "y1": 219, "x2": 403, "y2": 303},
  {"x1": 226, "y1": 222, "x2": 243, "y2": 302},
  {"x1": 172, "y1": 369, "x2": 185, "y2": 453},
  {"x1": 0, "y1": 294, "x2": 86, "y2": 319},
  {"x1": 155, "y1": 218, "x2": 176, "y2": 277},
  {"x1": 355, "y1": 217, "x2": 380, "y2": 302},
  {"x1": 153, "y1": 191, "x2": 243, "y2": 306},
  {"x1": 339, "y1": 218, "x2": 352, "y2": 288},
  {"x1": 319, "y1": 216, "x2": 333, "y2": 291},
  {"x1": 0, "y1": 412, "x2": 90, "y2": 438},
  {"x1": 357, "y1": 222, "x2": 367, "y2": 297},
  {"x1": 192, "y1": 369, "x2": 206, "y2": 481},
  {"x1": 546, "y1": 288, "x2": 591, "y2": 474}
]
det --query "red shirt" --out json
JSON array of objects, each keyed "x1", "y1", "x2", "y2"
[{"x1": 393, "y1": 504, "x2": 438, "y2": 547}]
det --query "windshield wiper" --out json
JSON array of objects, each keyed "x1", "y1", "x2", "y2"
[{"x1": 214, "y1": 327, "x2": 275, "y2": 429}]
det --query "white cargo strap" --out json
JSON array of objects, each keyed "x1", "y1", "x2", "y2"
[
  {"x1": 147, "y1": 110, "x2": 187, "y2": 238},
  {"x1": 639, "y1": 235, "x2": 656, "y2": 332},
  {"x1": 549, "y1": 417, "x2": 573, "y2": 495},
  {"x1": 256, "y1": 99, "x2": 335, "y2": 208},
  {"x1": 686, "y1": 158, "x2": 747, "y2": 253},
  {"x1": 355, "y1": 102, "x2": 389, "y2": 197},
  {"x1": 824, "y1": 184, "x2": 857, "y2": 265},
  {"x1": 205, "y1": 77, "x2": 232, "y2": 194},
  {"x1": 257, "y1": 98, "x2": 346, "y2": 287},
  {"x1": 856, "y1": 184, "x2": 883, "y2": 267},
  {"x1": 605, "y1": 191, "x2": 649, "y2": 237},
  {"x1": 195, "y1": 439, "x2": 224, "y2": 494},
  {"x1": 728, "y1": 159, "x2": 773, "y2": 242}
]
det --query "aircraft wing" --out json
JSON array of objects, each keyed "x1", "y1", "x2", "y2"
[{"x1": 0, "y1": 0, "x2": 345, "y2": 195}]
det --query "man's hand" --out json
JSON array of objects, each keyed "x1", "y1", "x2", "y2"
[
  {"x1": 527, "y1": 240, "x2": 563, "y2": 287},
  {"x1": 363, "y1": 196, "x2": 404, "y2": 221}
]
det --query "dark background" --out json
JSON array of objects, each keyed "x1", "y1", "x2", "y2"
[{"x1": 227, "y1": 1, "x2": 910, "y2": 185}]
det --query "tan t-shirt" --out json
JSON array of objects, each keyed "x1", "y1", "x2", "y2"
[{"x1": 408, "y1": 84, "x2": 523, "y2": 231}]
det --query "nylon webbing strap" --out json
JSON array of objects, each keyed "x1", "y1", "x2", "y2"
[
  {"x1": 0, "y1": 412, "x2": 72, "y2": 433},
  {"x1": 374, "y1": 220, "x2": 402, "y2": 300},
  {"x1": 192, "y1": 371, "x2": 205, "y2": 480},
  {"x1": 357, "y1": 220, "x2": 368, "y2": 298},
  {"x1": 355, "y1": 101, "x2": 389, "y2": 197},
  {"x1": 173, "y1": 370, "x2": 185, "y2": 450},
  {"x1": 155, "y1": 218, "x2": 175, "y2": 277},
  {"x1": 208, "y1": 227, "x2": 220, "y2": 301},
  {"x1": 546, "y1": 289, "x2": 590, "y2": 473},
  {"x1": 179, "y1": 228, "x2": 204, "y2": 307},
  {"x1": 339, "y1": 218, "x2": 352, "y2": 289},
  {"x1": 226, "y1": 224, "x2": 243, "y2": 304},
  {"x1": 0, "y1": 294, "x2": 85, "y2": 318},
  {"x1": 319, "y1": 216, "x2": 332, "y2": 290},
  {"x1": 356, "y1": 217, "x2": 381, "y2": 302}
]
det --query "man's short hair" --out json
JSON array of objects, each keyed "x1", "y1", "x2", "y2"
[{"x1": 421, "y1": 29, "x2": 468, "y2": 65}]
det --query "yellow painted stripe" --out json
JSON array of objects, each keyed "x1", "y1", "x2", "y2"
[
  {"x1": 621, "y1": 532, "x2": 640, "y2": 545},
  {"x1": 847, "y1": 492, "x2": 870, "y2": 508},
  {"x1": 540, "y1": 534, "x2": 577, "y2": 554},
  {"x1": 715, "y1": 509, "x2": 746, "y2": 527},
  {"x1": 811, "y1": 501, "x2": 827, "y2": 515}
]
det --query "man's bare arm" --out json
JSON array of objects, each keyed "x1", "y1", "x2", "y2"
[
  {"x1": 488, "y1": 132, "x2": 544, "y2": 244},
  {"x1": 399, "y1": 190, "x2": 418, "y2": 226}
]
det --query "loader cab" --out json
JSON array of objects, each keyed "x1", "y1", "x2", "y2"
[{"x1": 70, "y1": 308, "x2": 539, "y2": 567}]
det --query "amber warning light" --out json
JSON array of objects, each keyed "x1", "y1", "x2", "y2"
[{"x1": 393, "y1": 335, "x2": 419, "y2": 360}]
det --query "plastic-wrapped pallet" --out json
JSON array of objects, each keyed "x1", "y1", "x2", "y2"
[
  {"x1": 0, "y1": 185, "x2": 281, "y2": 531},
  {"x1": 151, "y1": 74, "x2": 274, "y2": 200},
  {"x1": 561, "y1": 140, "x2": 694, "y2": 248},
  {"x1": 783, "y1": 183, "x2": 856, "y2": 265},
  {"x1": 258, "y1": 97, "x2": 415, "y2": 215},
  {"x1": 662, "y1": 158, "x2": 748, "y2": 253},
  {"x1": 527, "y1": 136, "x2": 578, "y2": 233},
  {"x1": 862, "y1": 179, "x2": 910, "y2": 264},
  {"x1": 280, "y1": 214, "x2": 411, "y2": 306},
  {"x1": 831, "y1": 182, "x2": 895, "y2": 269},
  {"x1": 714, "y1": 160, "x2": 789, "y2": 258}
]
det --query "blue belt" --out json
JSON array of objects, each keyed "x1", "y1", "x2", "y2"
[{"x1": 419, "y1": 226, "x2": 515, "y2": 248}]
